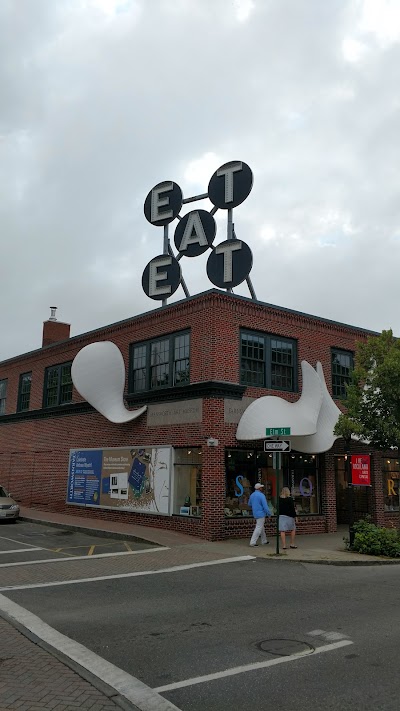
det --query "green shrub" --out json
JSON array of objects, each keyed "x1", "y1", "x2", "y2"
[{"x1": 351, "y1": 519, "x2": 400, "y2": 557}]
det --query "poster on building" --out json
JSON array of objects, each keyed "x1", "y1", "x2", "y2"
[
  {"x1": 67, "y1": 446, "x2": 172, "y2": 515},
  {"x1": 351, "y1": 454, "x2": 371, "y2": 486}
]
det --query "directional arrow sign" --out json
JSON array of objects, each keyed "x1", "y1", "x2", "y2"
[{"x1": 264, "y1": 440, "x2": 291, "y2": 452}]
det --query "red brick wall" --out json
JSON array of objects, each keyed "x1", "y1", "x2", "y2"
[
  {"x1": 42, "y1": 321, "x2": 71, "y2": 348},
  {"x1": 0, "y1": 290, "x2": 384, "y2": 540}
]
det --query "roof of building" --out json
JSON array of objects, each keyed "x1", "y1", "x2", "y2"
[{"x1": 0, "y1": 288, "x2": 380, "y2": 367}]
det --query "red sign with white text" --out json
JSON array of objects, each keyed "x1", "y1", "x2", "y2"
[{"x1": 351, "y1": 454, "x2": 371, "y2": 486}]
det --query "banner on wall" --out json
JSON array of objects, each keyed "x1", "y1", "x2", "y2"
[
  {"x1": 351, "y1": 454, "x2": 371, "y2": 486},
  {"x1": 67, "y1": 446, "x2": 172, "y2": 515}
]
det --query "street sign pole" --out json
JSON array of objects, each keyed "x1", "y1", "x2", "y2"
[{"x1": 273, "y1": 452, "x2": 281, "y2": 554}]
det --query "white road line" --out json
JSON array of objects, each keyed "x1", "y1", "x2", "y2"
[
  {"x1": 0, "y1": 555, "x2": 254, "y2": 591},
  {"x1": 0, "y1": 546, "x2": 170, "y2": 568},
  {"x1": 0, "y1": 594, "x2": 182, "y2": 711},
  {"x1": 0, "y1": 535, "x2": 43, "y2": 548},
  {"x1": 154, "y1": 639, "x2": 354, "y2": 693},
  {"x1": 0, "y1": 548, "x2": 43, "y2": 555},
  {"x1": 307, "y1": 629, "x2": 349, "y2": 641}
]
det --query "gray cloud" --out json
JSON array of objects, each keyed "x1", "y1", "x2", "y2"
[{"x1": 1, "y1": 0, "x2": 400, "y2": 360}]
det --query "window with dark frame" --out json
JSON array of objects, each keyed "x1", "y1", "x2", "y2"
[
  {"x1": 130, "y1": 331, "x2": 190, "y2": 393},
  {"x1": 240, "y1": 331, "x2": 297, "y2": 391},
  {"x1": 331, "y1": 348, "x2": 354, "y2": 399},
  {"x1": 0, "y1": 379, "x2": 7, "y2": 415},
  {"x1": 17, "y1": 372, "x2": 32, "y2": 412},
  {"x1": 44, "y1": 363, "x2": 73, "y2": 407}
]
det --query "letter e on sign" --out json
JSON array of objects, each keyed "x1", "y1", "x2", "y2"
[
  {"x1": 142, "y1": 254, "x2": 181, "y2": 300},
  {"x1": 144, "y1": 181, "x2": 183, "y2": 226}
]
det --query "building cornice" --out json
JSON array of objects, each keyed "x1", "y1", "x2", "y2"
[
  {"x1": 126, "y1": 381, "x2": 246, "y2": 405},
  {"x1": 0, "y1": 381, "x2": 246, "y2": 424}
]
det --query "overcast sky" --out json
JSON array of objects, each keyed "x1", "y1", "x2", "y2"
[{"x1": 1, "y1": 0, "x2": 400, "y2": 361}]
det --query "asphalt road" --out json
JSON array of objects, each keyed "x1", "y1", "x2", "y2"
[
  {"x1": 1, "y1": 524, "x2": 400, "y2": 711},
  {"x1": 0, "y1": 519, "x2": 156, "y2": 564}
]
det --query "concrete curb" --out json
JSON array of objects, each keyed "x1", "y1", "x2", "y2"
[
  {"x1": 0, "y1": 607, "x2": 141, "y2": 711},
  {"x1": 255, "y1": 555, "x2": 400, "y2": 566},
  {"x1": 19, "y1": 516, "x2": 400, "y2": 566},
  {"x1": 19, "y1": 515, "x2": 159, "y2": 547}
]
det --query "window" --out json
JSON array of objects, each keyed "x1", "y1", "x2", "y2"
[
  {"x1": 44, "y1": 363, "x2": 73, "y2": 407},
  {"x1": 17, "y1": 372, "x2": 32, "y2": 412},
  {"x1": 383, "y1": 458, "x2": 400, "y2": 512},
  {"x1": 0, "y1": 379, "x2": 7, "y2": 415},
  {"x1": 335, "y1": 456, "x2": 369, "y2": 524},
  {"x1": 130, "y1": 331, "x2": 190, "y2": 392},
  {"x1": 331, "y1": 349, "x2": 354, "y2": 398},
  {"x1": 225, "y1": 449, "x2": 320, "y2": 517},
  {"x1": 240, "y1": 331, "x2": 297, "y2": 391},
  {"x1": 173, "y1": 448, "x2": 202, "y2": 516}
]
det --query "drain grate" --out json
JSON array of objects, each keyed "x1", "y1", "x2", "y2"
[{"x1": 256, "y1": 639, "x2": 314, "y2": 656}]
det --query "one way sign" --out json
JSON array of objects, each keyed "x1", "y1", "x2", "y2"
[{"x1": 264, "y1": 440, "x2": 291, "y2": 452}]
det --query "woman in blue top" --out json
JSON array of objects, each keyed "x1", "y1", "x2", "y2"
[{"x1": 248, "y1": 483, "x2": 271, "y2": 547}]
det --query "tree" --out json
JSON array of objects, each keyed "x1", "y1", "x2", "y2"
[{"x1": 334, "y1": 330, "x2": 400, "y2": 451}]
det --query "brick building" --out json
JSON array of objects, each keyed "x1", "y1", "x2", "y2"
[{"x1": 0, "y1": 289, "x2": 398, "y2": 539}]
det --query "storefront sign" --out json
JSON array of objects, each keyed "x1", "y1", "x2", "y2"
[
  {"x1": 351, "y1": 454, "x2": 371, "y2": 486},
  {"x1": 67, "y1": 446, "x2": 172, "y2": 514},
  {"x1": 142, "y1": 161, "x2": 255, "y2": 300},
  {"x1": 224, "y1": 397, "x2": 254, "y2": 423},
  {"x1": 147, "y1": 399, "x2": 202, "y2": 426}
]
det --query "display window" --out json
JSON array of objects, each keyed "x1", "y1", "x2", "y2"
[
  {"x1": 334, "y1": 455, "x2": 370, "y2": 523},
  {"x1": 173, "y1": 448, "x2": 202, "y2": 516},
  {"x1": 225, "y1": 449, "x2": 320, "y2": 517},
  {"x1": 383, "y1": 457, "x2": 400, "y2": 512}
]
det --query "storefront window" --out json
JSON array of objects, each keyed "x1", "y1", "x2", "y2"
[
  {"x1": 225, "y1": 449, "x2": 320, "y2": 517},
  {"x1": 383, "y1": 457, "x2": 400, "y2": 512},
  {"x1": 335, "y1": 456, "x2": 370, "y2": 523},
  {"x1": 173, "y1": 448, "x2": 202, "y2": 517}
]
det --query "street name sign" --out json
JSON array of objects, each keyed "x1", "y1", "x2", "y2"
[
  {"x1": 265, "y1": 427, "x2": 291, "y2": 436},
  {"x1": 264, "y1": 440, "x2": 291, "y2": 452}
]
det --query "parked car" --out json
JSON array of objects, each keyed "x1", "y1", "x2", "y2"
[{"x1": 0, "y1": 486, "x2": 20, "y2": 521}]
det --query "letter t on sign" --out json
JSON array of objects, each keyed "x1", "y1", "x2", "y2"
[
  {"x1": 217, "y1": 162, "x2": 242, "y2": 203},
  {"x1": 215, "y1": 240, "x2": 242, "y2": 283}
]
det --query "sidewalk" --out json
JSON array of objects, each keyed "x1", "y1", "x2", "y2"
[
  {"x1": 19, "y1": 506, "x2": 400, "y2": 565},
  {"x1": 0, "y1": 616, "x2": 138, "y2": 711}
]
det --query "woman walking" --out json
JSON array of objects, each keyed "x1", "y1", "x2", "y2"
[{"x1": 279, "y1": 487, "x2": 297, "y2": 549}]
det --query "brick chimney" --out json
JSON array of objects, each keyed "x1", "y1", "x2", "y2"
[{"x1": 42, "y1": 307, "x2": 71, "y2": 348}]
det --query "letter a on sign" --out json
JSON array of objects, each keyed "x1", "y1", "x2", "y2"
[{"x1": 174, "y1": 209, "x2": 216, "y2": 257}]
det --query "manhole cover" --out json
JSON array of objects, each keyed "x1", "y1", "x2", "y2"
[{"x1": 256, "y1": 639, "x2": 314, "y2": 656}]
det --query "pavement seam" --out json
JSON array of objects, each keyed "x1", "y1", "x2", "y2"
[{"x1": 0, "y1": 607, "x2": 142, "y2": 711}]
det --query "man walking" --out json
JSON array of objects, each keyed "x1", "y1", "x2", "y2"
[{"x1": 248, "y1": 482, "x2": 271, "y2": 547}]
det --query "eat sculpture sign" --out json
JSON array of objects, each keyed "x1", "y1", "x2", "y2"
[{"x1": 142, "y1": 161, "x2": 254, "y2": 300}]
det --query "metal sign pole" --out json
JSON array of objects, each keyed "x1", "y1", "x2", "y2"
[
  {"x1": 162, "y1": 224, "x2": 169, "y2": 307},
  {"x1": 346, "y1": 447, "x2": 355, "y2": 547},
  {"x1": 273, "y1": 452, "x2": 281, "y2": 554}
]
